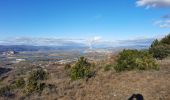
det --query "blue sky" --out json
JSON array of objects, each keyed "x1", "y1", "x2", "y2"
[{"x1": 0, "y1": 0, "x2": 170, "y2": 44}]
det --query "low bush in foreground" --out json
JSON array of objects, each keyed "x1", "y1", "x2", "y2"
[
  {"x1": 115, "y1": 49, "x2": 159, "y2": 72},
  {"x1": 24, "y1": 68, "x2": 48, "y2": 94},
  {"x1": 0, "y1": 68, "x2": 49, "y2": 96},
  {"x1": 15, "y1": 77, "x2": 25, "y2": 88},
  {"x1": 28, "y1": 68, "x2": 48, "y2": 81},
  {"x1": 24, "y1": 80, "x2": 46, "y2": 94},
  {"x1": 149, "y1": 44, "x2": 170, "y2": 60},
  {"x1": 70, "y1": 57, "x2": 94, "y2": 80}
]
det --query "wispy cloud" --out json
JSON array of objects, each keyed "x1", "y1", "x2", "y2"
[
  {"x1": 153, "y1": 19, "x2": 170, "y2": 28},
  {"x1": 136, "y1": 0, "x2": 170, "y2": 9},
  {"x1": 117, "y1": 38, "x2": 154, "y2": 47},
  {"x1": 136, "y1": 1, "x2": 170, "y2": 28},
  {"x1": 87, "y1": 36, "x2": 102, "y2": 49}
]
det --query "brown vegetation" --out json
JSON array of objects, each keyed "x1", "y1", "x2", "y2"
[{"x1": 0, "y1": 55, "x2": 170, "y2": 100}]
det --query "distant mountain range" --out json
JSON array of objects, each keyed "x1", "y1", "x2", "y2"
[
  {"x1": 0, "y1": 44, "x2": 150, "y2": 53},
  {"x1": 0, "y1": 37, "x2": 154, "y2": 52},
  {"x1": 0, "y1": 45, "x2": 88, "y2": 52}
]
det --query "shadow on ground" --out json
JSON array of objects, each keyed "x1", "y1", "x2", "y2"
[{"x1": 128, "y1": 94, "x2": 144, "y2": 100}]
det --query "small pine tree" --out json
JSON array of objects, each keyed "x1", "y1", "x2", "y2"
[
  {"x1": 149, "y1": 33, "x2": 170, "y2": 59},
  {"x1": 150, "y1": 44, "x2": 170, "y2": 59},
  {"x1": 150, "y1": 39, "x2": 159, "y2": 48},
  {"x1": 24, "y1": 68, "x2": 48, "y2": 94},
  {"x1": 160, "y1": 34, "x2": 170, "y2": 45},
  {"x1": 70, "y1": 57, "x2": 92, "y2": 80},
  {"x1": 28, "y1": 68, "x2": 48, "y2": 81}
]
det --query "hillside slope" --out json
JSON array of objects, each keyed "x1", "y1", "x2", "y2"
[{"x1": 1, "y1": 58, "x2": 169, "y2": 100}]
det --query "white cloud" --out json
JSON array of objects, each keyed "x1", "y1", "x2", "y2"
[
  {"x1": 159, "y1": 24, "x2": 170, "y2": 28},
  {"x1": 93, "y1": 36, "x2": 102, "y2": 42},
  {"x1": 153, "y1": 19, "x2": 170, "y2": 28},
  {"x1": 86, "y1": 36, "x2": 102, "y2": 49},
  {"x1": 153, "y1": 20, "x2": 163, "y2": 25},
  {"x1": 136, "y1": 0, "x2": 170, "y2": 8}
]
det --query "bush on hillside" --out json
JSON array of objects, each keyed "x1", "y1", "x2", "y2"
[
  {"x1": 149, "y1": 34, "x2": 170, "y2": 59},
  {"x1": 24, "y1": 80, "x2": 46, "y2": 94},
  {"x1": 14, "y1": 77, "x2": 25, "y2": 88},
  {"x1": 28, "y1": 68, "x2": 48, "y2": 81},
  {"x1": 149, "y1": 44, "x2": 170, "y2": 60},
  {"x1": 70, "y1": 57, "x2": 93, "y2": 80},
  {"x1": 150, "y1": 39, "x2": 159, "y2": 48},
  {"x1": 160, "y1": 34, "x2": 170, "y2": 45},
  {"x1": 115, "y1": 49, "x2": 159, "y2": 72},
  {"x1": 24, "y1": 68, "x2": 48, "y2": 94}
]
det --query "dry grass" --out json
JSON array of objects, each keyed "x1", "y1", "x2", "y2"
[{"x1": 0, "y1": 58, "x2": 170, "y2": 100}]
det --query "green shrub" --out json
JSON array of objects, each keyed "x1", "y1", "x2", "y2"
[
  {"x1": 149, "y1": 44, "x2": 170, "y2": 60},
  {"x1": 24, "y1": 82, "x2": 46, "y2": 94},
  {"x1": 28, "y1": 68, "x2": 48, "y2": 81},
  {"x1": 149, "y1": 34, "x2": 170, "y2": 59},
  {"x1": 24, "y1": 79, "x2": 38, "y2": 93},
  {"x1": 36, "y1": 83, "x2": 46, "y2": 93},
  {"x1": 24, "y1": 68, "x2": 48, "y2": 94},
  {"x1": 70, "y1": 57, "x2": 92, "y2": 80},
  {"x1": 24, "y1": 80, "x2": 46, "y2": 94},
  {"x1": 160, "y1": 34, "x2": 170, "y2": 45},
  {"x1": 150, "y1": 39, "x2": 159, "y2": 48},
  {"x1": 115, "y1": 49, "x2": 159, "y2": 72},
  {"x1": 0, "y1": 78, "x2": 25, "y2": 96},
  {"x1": 15, "y1": 77, "x2": 25, "y2": 88}
]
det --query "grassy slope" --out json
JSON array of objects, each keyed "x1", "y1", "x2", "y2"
[{"x1": 0, "y1": 58, "x2": 170, "y2": 100}]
